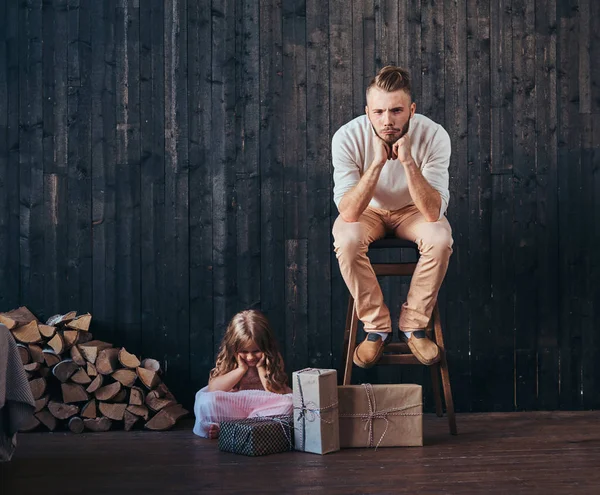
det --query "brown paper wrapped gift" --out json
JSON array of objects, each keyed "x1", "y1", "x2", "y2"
[
  {"x1": 338, "y1": 384, "x2": 422, "y2": 448},
  {"x1": 292, "y1": 368, "x2": 340, "y2": 455}
]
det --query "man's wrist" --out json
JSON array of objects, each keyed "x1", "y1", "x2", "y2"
[{"x1": 402, "y1": 157, "x2": 417, "y2": 169}]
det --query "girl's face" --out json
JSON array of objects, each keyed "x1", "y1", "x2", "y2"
[{"x1": 237, "y1": 340, "x2": 263, "y2": 367}]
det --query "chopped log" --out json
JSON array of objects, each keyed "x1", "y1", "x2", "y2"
[
  {"x1": 79, "y1": 340, "x2": 112, "y2": 364},
  {"x1": 43, "y1": 348, "x2": 61, "y2": 368},
  {"x1": 34, "y1": 395, "x2": 49, "y2": 413},
  {"x1": 19, "y1": 414, "x2": 40, "y2": 432},
  {"x1": 47, "y1": 332, "x2": 65, "y2": 354},
  {"x1": 71, "y1": 369, "x2": 92, "y2": 385},
  {"x1": 23, "y1": 362, "x2": 41, "y2": 372},
  {"x1": 86, "y1": 374, "x2": 104, "y2": 394},
  {"x1": 29, "y1": 377, "x2": 47, "y2": 400},
  {"x1": 0, "y1": 306, "x2": 38, "y2": 329},
  {"x1": 141, "y1": 358, "x2": 161, "y2": 373},
  {"x1": 123, "y1": 410, "x2": 139, "y2": 431},
  {"x1": 68, "y1": 416, "x2": 85, "y2": 434},
  {"x1": 145, "y1": 390, "x2": 175, "y2": 412},
  {"x1": 17, "y1": 344, "x2": 31, "y2": 365},
  {"x1": 112, "y1": 369, "x2": 137, "y2": 387},
  {"x1": 48, "y1": 401, "x2": 79, "y2": 420},
  {"x1": 39, "y1": 367, "x2": 51, "y2": 379},
  {"x1": 66, "y1": 313, "x2": 91, "y2": 332},
  {"x1": 126, "y1": 405, "x2": 150, "y2": 420},
  {"x1": 28, "y1": 344, "x2": 44, "y2": 364},
  {"x1": 84, "y1": 417, "x2": 112, "y2": 432},
  {"x1": 129, "y1": 387, "x2": 145, "y2": 406},
  {"x1": 11, "y1": 321, "x2": 42, "y2": 344},
  {"x1": 95, "y1": 381, "x2": 121, "y2": 401},
  {"x1": 137, "y1": 366, "x2": 160, "y2": 389},
  {"x1": 53, "y1": 359, "x2": 79, "y2": 382},
  {"x1": 61, "y1": 383, "x2": 90, "y2": 403},
  {"x1": 112, "y1": 389, "x2": 128, "y2": 403},
  {"x1": 96, "y1": 348, "x2": 120, "y2": 375},
  {"x1": 46, "y1": 311, "x2": 77, "y2": 326},
  {"x1": 35, "y1": 410, "x2": 58, "y2": 431},
  {"x1": 99, "y1": 402, "x2": 127, "y2": 421},
  {"x1": 81, "y1": 399, "x2": 97, "y2": 419},
  {"x1": 70, "y1": 344, "x2": 86, "y2": 366},
  {"x1": 155, "y1": 383, "x2": 176, "y2": 401},
  {"x1": 78, "y1": 331, "x2": 94, "y2": 344},
  {"x1": 118, "y1": 348, "x2": 141, "y2": 369},
  {"x1": 39, "y1": 324, "x2": 57, "y2": 339},
  {"x1": 62, "y1": 330, "x2": 80, "y2": 348},
  {"x1": 145, "y1": 404, "x2": 188, "y2": 431},
  {"x1": 86, "y1": 362, "x2": 98, "y2": 377}
]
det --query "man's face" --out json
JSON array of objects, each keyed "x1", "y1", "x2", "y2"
[{"x1": 365, "y1": 88, "x2": 416, "y2": 146}]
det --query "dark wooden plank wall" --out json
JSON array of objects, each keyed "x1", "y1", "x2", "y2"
[{"x1": 1, "y1": 0, "x2": 598, "y2": 412}]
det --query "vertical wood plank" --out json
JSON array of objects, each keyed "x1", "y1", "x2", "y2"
[
  {"x1": 19, "y1": 0, "x2": 45, "y2": 316},
  {"x1": 282, "y1": 0, "x2": 308, "y2": 373},
  {"x1": 164, "y1": 0, "x2": 189, "y2": 393},
  {"x1": 307, "y1": 0, "x2": 331, "y2": 368},
  {"x1": 66, "y1": 0, "x2": 93, "y2": 317},
  {"x1": 557, "y1": 0, "x2": 582, "y2": 410},
  {"x1": 467, "y1": 0, "x2": 494, "y2": 412},
  {"x1": 535, "y1": 0, "x2": 559, "y2": 411},
  {"x1": 92, "y1": 0, "x2": 117, "y2": 343},
  {"x1": 259, "y1": 0, "x2": 286, "y2": 351},
  {"x1": 375, "y1": 0, "x2": 399, "y2": 66},
  {"x1": 490, "y1": 0, "x2": 513, "y2": 174},
  {"x1": 329, "y1": 0, "x2": 353, "y2": 373},
  {"x1": 212, "y1": 0, "x2": 238, "y2": 351},
  {"x1": 139, "y1": 0, "x2": 166, "y2": 372},
  {"x1": 421, "y1": 0, "x2": 444, "y2": 124},
  {"x1": 444, "y1": 0, "x2": 470, "y2": 412},
  {"x1": 512, "y1": 0, "x2": 538, "y2": 410},
  {"x1": 0, "y1": 0, "x2": 21, "y2": 311},
  {"x1": 188, "y1": 0, "x2": 213, "y2": 386},
  {"x1": 236, "y1": 0, "x2": 261, "y2": 310},
  {"x1": 352, "y1": 0, "x2": 364, "y2": 117}
]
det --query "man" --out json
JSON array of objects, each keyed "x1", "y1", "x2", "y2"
[{"x1": 332, "y1": 65, "x2": 453, "y2": 368}]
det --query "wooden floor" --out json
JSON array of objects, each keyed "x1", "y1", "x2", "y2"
[{"x1": 3, "y1": 411, "x2": 600, "y2": 494}]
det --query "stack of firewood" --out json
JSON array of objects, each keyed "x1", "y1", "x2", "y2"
[{"x1": 1, "y1": 307, "x2": 187, "y2": 433}]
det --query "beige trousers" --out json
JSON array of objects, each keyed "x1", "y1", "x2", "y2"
[{"x1": 333, "y1": 205, "x2": 453, "y2": 333}]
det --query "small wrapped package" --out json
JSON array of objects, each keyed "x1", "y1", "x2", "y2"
[
  {"x1": 338, "y1": 384, "x2": 422, "y2": 448},
  {"x1": 218, "y1": 415, "x2": 294, "y2": 456},
  {"x1": 292, "y1": 368, "x2": 340, "y2": 455}
]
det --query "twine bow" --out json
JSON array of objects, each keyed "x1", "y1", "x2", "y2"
[{"x1": 339, "y1": 383, "x2": 422, "y2": 449}]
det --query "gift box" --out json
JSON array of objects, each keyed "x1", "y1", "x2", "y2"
[
  {"x1": 338, "y1": 384, "x2": 422, "y2": 448},
  {"x1": 218, "y1": 415, "x2": 294, "y2": 456},
  {"x1": 293, "y1": 368, "x2": 340, "y2": 455}
]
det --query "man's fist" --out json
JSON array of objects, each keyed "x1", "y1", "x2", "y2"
[
  {"x1": 372, "y1": 134, "x2": 392, "y2": 166},
  {"x1": 391, "y1": 133, "x2": 413, "y2": 165}
]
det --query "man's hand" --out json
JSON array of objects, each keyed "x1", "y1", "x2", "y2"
[
  {"x1": 372, "y1": 135, "x2": 392, "y2": 166},
  {"x1": 391, "y1": 133, "x2": 413, "y2": 165}
]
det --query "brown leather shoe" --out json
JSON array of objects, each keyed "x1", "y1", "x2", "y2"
[
  {"x1": 401, "y1": 330, "x2": 441, "y2": 365},
  {"x1": 353, "y1": 332, "x2": 391, "y2": 369}
]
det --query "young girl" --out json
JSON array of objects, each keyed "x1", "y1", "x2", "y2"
[{"x1": 193, "y1": 309, "x2": 293, "y2": 439}]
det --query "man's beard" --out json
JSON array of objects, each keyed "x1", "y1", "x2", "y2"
[{"x1": 378, "y1": 117, "x2": 411, "y2": 145}]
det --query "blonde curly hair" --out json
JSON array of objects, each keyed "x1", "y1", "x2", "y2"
[{"x1": 210, "y1": 309, "x2": 288, "y2": 394}]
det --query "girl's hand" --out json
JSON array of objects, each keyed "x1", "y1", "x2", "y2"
[
  {"x1": 236, "y1": 353, "x2": 249, "y2": 372},
  {"x1": 256, "y1": 354, "x2": 267, "y2": 370}
]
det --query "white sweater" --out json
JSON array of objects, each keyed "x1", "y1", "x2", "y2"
[{"x1": 332, "y1": 113, "x2": 451, "y2": 220}]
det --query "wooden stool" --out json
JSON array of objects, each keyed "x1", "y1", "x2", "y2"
[{"x1": 340, "y1": 236, "x2": 457, "y2": 435}]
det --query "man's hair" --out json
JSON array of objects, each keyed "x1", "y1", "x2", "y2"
[{"x1": 366, "y1": 65, "x2": 411, "y2": 98}]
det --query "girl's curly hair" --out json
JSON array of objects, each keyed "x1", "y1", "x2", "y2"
[{"x1": 210, "y1": 309, "x2": 288, "y2": 394}]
